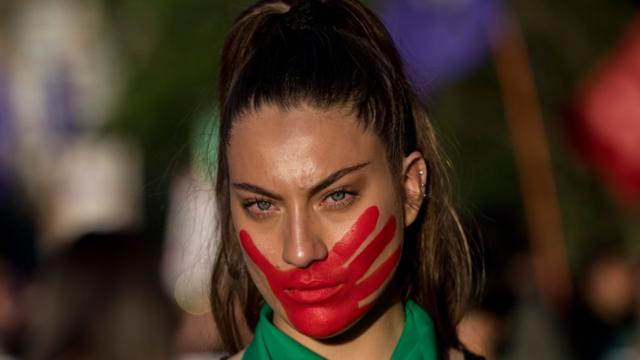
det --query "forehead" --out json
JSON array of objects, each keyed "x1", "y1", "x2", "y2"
[{"x1": 227, "y1": 104, "x2": 384, "y2": 186}]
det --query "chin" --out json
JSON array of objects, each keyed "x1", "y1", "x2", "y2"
[{"x1": 284, "y1": 301, "x2": 375, "y2": 339}]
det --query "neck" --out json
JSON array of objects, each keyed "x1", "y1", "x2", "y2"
[{"x1": 273, "y1": 297, "x2": 406, "y2": 359}]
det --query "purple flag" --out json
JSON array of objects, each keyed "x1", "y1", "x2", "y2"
[{"x1": 378, "y1": 0, "x2": 508, "y2": 95}]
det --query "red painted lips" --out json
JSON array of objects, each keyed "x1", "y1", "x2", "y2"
[{"x1": 284, "y1": 284, "x2": 344, "y2": 304}]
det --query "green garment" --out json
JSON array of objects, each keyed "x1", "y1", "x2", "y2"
[{"x1": 243, "y1": 300, "x2": 438, "y2": 359}]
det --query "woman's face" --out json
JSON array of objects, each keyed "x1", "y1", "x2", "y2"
[{"x1": 227, "y1": 104, "x2": 424, "y2": 339}]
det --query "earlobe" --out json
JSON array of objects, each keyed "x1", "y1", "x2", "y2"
[{"x1": 402, "y1": 152, "x2": 428, "y2": 227}]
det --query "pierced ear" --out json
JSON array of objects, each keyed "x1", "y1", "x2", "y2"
[{"x1": 402, "y1": 151, "x2": 428, "y2": 227}]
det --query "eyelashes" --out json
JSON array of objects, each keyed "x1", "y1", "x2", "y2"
[
  {"x1": 241, "y1": 189, "x2": 358, "y2": 219},
  {"x1": 321, "y1": 189, "x2": 357, "y2": 209},
  {"x1": 242, "y1": 197, "x2": 275, "y2": 219}
]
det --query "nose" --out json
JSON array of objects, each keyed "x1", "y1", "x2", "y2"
[{"x1": 282, "y1": 209, "x2": 328, "y2": 268}]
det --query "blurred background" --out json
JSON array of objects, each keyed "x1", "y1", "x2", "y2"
[{"x1": 0, "y1": 0, "x2": 639, "y2": 359}]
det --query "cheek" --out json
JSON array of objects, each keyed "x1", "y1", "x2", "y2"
[
  {"x1": 242, "y1": 253, "x2": 279, "y2": 304},
  {"x1": 240, "y1": 236, "x2": 290, "y2": 316},
  {"x1": 231, "y1": 205, "x2": 279, "y2": 263}
]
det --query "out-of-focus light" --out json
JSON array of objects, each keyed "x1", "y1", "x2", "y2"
[
  {"x1": 164, "y1": 170, "x2": 217, "y2": 315},
  {"x1": 42, "y1": 135, "x2": 143, "y2": 247}
]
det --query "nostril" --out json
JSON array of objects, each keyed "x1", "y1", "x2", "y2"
[{"x1": 283, "y1": 211, "x2": 328, "y2": 267}]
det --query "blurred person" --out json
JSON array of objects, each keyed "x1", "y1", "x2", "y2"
[
  {"x1": 27, "y1": 232, "x2": 179, "y2": 360},
  {"x1": 3, "y1": 0, "x2": 125, "y2": 248},
  {"x1": 457, "y1": 309, "x2": 502, "y2": 360},
  {"x1": 568, "y1": 246, "x2": 637, "y2": 360},
  {"x1": 0, "y1": 184, "x2": 38, "y2": 359}
]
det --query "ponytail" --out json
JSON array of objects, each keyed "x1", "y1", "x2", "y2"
[{"x1": 211, "y1": 1, "x2": 475, "y2": 357}]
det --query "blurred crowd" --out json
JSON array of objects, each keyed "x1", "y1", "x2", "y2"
[
  {"x1": 457, "y1": 217, "x2": 640, "y2": 360},
  {"x1": 0, "y1": 177, "x2": 224, "y2": 359},
  {"x1": 1, "y1": 0, "x2": 639, "y2": 359},
  {"x1": 1, "y1": 0, "x2": 222, "y2": 358}
]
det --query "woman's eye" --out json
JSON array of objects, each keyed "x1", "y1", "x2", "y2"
[
  {"x1": 256, "y1": 200, "x2": 271, "y2": 211},
  {"x1": 322, "y1": 190, "x2": 356, "y2": 209},
  {"x1": 242, "y1": 198, "x2": 276, "y2": 218},
  {"x1": 330, "y1": 191, "x2": 346, "y2": 201}
]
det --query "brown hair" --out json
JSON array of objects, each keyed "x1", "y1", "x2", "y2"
[{"x1": 210, "y1": 0, "x2": 475, "y2": 357}]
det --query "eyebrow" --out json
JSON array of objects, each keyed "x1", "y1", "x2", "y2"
[{"x1": 232, "y1": 162, "x2": 370, "y2": 200}]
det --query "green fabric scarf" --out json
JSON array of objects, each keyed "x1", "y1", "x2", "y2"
[{"x1": 243, "y1": 300, "x2": 438, "y2": 359}]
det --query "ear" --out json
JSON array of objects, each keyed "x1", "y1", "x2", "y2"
[{"x1": 402, "y1": 151, "x2": 428, "y2": 227}]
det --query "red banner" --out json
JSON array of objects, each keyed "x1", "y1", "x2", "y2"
[{"x1": 568, "y1": 15, "x2": 640, "y2": 206}]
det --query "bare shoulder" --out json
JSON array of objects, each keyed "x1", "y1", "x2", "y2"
[{"x1": 227, "y1": 349, "x2": 245, "y2": 360}]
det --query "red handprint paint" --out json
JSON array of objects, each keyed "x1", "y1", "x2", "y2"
[{"x1": 239, "y1": 206, "x2": 400, "y2": 338}]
